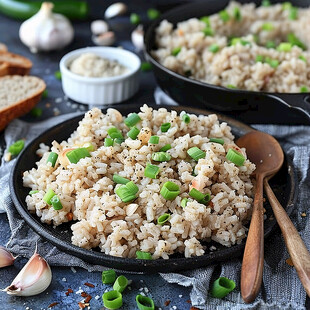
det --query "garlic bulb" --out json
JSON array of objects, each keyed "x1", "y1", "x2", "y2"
[
  {"x1": 92, "y1": 32, "x2": 116, "y2": 46},
  {"x1": 0, "y1": 246, "x2": 15, "y2": 268},
  {"x1": 131, "y1": 25, "x2": 144, "y2": 51},
  {"x1": 91, "y1": 20, "x2": 109, "y2": 35},
  {"x1": 3, "y1": 250, "x2": 52, "y2": 296},
  {"x1": 104, "y1": 2, "x2": 127, "y2": 19},
  {"x1": 19, "y1": 2, "x2": 74, "y2": 53}
]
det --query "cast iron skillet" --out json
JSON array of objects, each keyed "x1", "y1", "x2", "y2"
[
  {"x1": 10, "y1": 104, "x2": 296, "y2": 272},
  {"x1": 144, "y1": 0, "x2": 310, "y2": 125}
]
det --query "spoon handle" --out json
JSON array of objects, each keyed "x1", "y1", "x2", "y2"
[
  {"x1": 264, "y1": 179, "x2": 310, "y2": 296},
  {"x1": 241, "y1": 173, "x2": 264, "y2": 303}
]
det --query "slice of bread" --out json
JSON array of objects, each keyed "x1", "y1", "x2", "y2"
[
  {"x1": 0, "y1": 75, "x2": 46, "y2": 131},
  {"x1": 0, "y1": 51, "x2": 32, "y2": 76}
]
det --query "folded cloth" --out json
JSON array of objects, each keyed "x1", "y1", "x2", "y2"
[{"x1": 0, "y1": 94, "x2": 309, "y2": 309}]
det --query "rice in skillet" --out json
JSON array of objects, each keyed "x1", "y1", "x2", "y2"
[{"x1": 23, "y1": 105, "x2": 255, "y2": 259}]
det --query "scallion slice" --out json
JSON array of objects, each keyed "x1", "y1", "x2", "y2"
[
  {"x1": 104, "y1": 138, "x2": 114, "y2": 147},
  {"x1": 265, "y1": 57, "x2": 279, "y2": 68},
  {"x1": 102, "y1": 269, "x2": 116, "y2": 284},
  {"x1": 266, "y1": 41, "x2": 276, "y2": 49},
  {"x1": 187, "y1": 147, "x2": 206, "y2": 161},
  {"x1": 227, "y1": 84, "x2": 237, "y2": 89},
  {"x1": 282, "y1": 2, "x2": 292, "y2": 10},
  {"x1": 136, "y1": 251, "x2": 152, "y2": 260},
  {"x1": 125, "y1": 181, "x2": 139, "y2": 194},
  {"x1": 30, "y1": 107, "x2": 42, "y2": 118},
  {"x1": 144, "y1": 164, "x2": 160, "y2": 179},
  {"x1": 8, "y1": 139, "x2": 25, "y2": 156},
  {"x1": 136, "y1": 294, "x2": 155, "y2": 310},
  {"x1": 161, "y1": 122, "x2": 171, "y2": 132},
  {"x1": 255, "y1": 55, "x2": 264, "y2": 63},
  {"x1": 84, "y1": 143, "x2": 95, "y2": 152},
  {"x1": 189, "y1": 188, "x2": 205, "y2": 202},
  {"x1": 54, "y1": 70, "x2": 61, "y2": 80},
  {"x1": 160, "y1": 181, "x2": 180, "y2": 200},
  {"x1": 108, "y1": 127, "x2": 123, "y2": 139},
  {"x1": 231, "y1": 38, "x2": 250, "y2": 46},
  {"x1": 115, "y1": 138, "x2": 125, "y2": 144},
  {"x1": 147, "y1": 8, "x2": 160, "y2": 20},
  {"x1": 200, "y1": 16, "x2": 210, "y2": 26},
  {"x1": 289, "y1": 7, "x2": 298, "y2": 20},
  {"x1": 172, "y1": 47, "x2": 181, "y2": 56},
  {"x1": 211, "y1": 277, "x2": 236, "y2": 298},
  {"x1": 219, "y1": 10, "x2": 230, "y2": 22},
  {"x1": 46, "y1": 152, "x2": 58, "y2": 167},
  {"x1": 127, "y1": 126, "x2": 140, "y2": 140},
  {"x1": 159, "y1": 144, "x2": 171, "y2": 152},
  {"x1": 182, "y1": 114, "x2": 191, "y2": 123},
  {"x1": 262, "y1": 0, "x2": 271, "y2": 6},
  {"x1": 209, "y1": 138, "x2": 224, "y2": 145},
  {"x1": 124, "y1": 113, "x2": 141, "y2": 127},
  {"x1": 113, "y1": 275, "x2": 128, "y2": 293},
  {"x1": 299, "y1": 55, "x2": 307, "y2": 63},
  {"x1": 277, "y1": 42, "x2": 292, "y2": 52},
  {"x1": 209, "y1": 44, "x2": 219, "y2": 53},
  {"x1": 115, "y1": 181, "x2": 139, "y2": 203},
  {"x1": 50, "y1": 195, "x2": 63, "y2": 210},
  {"x1": 157, "y1": 213, "x2": 171, "y2": 225},
  {"x1": 287, "y1": 33, "x2": 306, "y2": 50},
  {"x1": 226, "y1": 148, "x2": 245, "y2": 166},
  {"x1": 113, "y1": 174, "x2": 130, "y2": 184},
  {"x1": 130, "y1": 13, "x2": 141, "y2": 25},
  {"x1": 141, "y1": 62, "x2": 152, "y2": 72},
  {"x1": 102, "y1": 290, "x2": 122, "y2": 309},
  {"x1": 181, "y1": 198, "x2": 188, "y2": 208},
  {"x1": 66, "y1": 148, "x2": 91, "y2": 164},
  {"x1": 29, "y1": 190, "x2": 39, "y2": 196},
  {"x1": 43, "y1": 189, "x2": 56, "y2": 205},
  {"x1": 202, "y1": 27, "x2": 214, "y2": 36},
  {"x1": 149, "y1": 136, "x2": 159, "y2": 144},
  {"x1": 152, "y1": 152, "x2": 171, "y2": 162},
  {"x1": 300, "y1": 86, "x2": 308, "y2": 93},
  {"x1": 262, "y1": 22, "x2": 273, "y2": 31},
  {"x1": 233, "y1": 7, "x2": 241, "y2": 21}
]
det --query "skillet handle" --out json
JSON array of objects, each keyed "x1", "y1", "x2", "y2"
[{"x1": 265, "y1": 93, "x2": 310, "y2": 123}]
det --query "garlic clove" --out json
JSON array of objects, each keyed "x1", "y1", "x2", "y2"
[
  {"x1": 3, "y1": 250, "x2": 52, "y2": 296},
  {"x1": 92, "y1": 32, "x2": 116, "y2": 46},
  {"x1": 91, "y1": 20, "x2": 109, "y2": 35},
  {"x1": 58, "y1": 148, "x2": 75, "y2": 167},
  {"x1": 0, "y1": 246, "x2": 15, "y2": 268},
  {"x1": 104, "y1": 2, "x2": 127, "y2": 19},
  {"x1": 131, "y1": 25, "x2": 144, "y2": 51}
]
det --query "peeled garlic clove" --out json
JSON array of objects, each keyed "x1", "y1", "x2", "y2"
[
  {"x1": 59, "y1": 148, "x2": 75, "y2": 167},
  {"x1": 4, "y1": 250, "x2": 52, "y2": 296},
  {"x1": 0, "y1": 247, "x2": 15, "y2": 268},
  {"x1": 104, "y1": 2, "x2": 127, "y2": 19},
  {"x1": 91, "y1": 20, "x2": 109, "y2": 35},
  {"x1": 92, "y1": 32, "x2": 115, "y2": 46},
  {"x1": 131, "y1": 25, "x2": 144, "y2": 51}
]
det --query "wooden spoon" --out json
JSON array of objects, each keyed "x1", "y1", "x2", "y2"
[{"x1": 236, "y1": 130, "x2": 284, "y2": 303}]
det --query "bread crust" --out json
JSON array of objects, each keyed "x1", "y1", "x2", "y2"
[{"x1": 0, "y1": 51, "x2": 32, "y2": 76}]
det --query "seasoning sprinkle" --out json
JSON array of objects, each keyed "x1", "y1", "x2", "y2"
[{"x1": 84, "y1": 282, "x2": 95, "y2": 288}]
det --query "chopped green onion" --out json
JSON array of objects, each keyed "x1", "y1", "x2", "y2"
[
  {"x1": 287, "y1": 33, "x2": 306, "y2": 50},
  {"x1": 136, "y1": 294, "x2": 155, "y2": 310},
  {"x1": 266, "y1": 41, "x2": 276, "y2": 49},
  {"x1": 136, "y1": 251, "x2": 152, "y2": 260},
  {"x1": 149, "y1": 136, "x2": 159, "y2": 144},
  {"x1": 124, "y1": 113, "x2": 141, "y2": 127},
  {"x1": 181, "y1": 198, "x2": 188, "y2": 208},
  {"x1": 211, "y1": 277, "x2": 236, "y2": 298},
  {"x1": 161, "y1": 123, "x2": 171, "y2": 132},
  {"x1": 227, "y1": 84, "x2": 237, "y2": 89},
  {"x1": 42, "y1": 89, "x2": 48, "y2": 99},
  {"x1": 160, "y1": 181, "x2": 180, "y2": 200},
  {"x1": 255, "y1": 55, "x2": 264, "y2": 63},
  {"x1": 172, "y1": 47, "x2": 181, "y2": 56},
  {"x1": 104, "y1": 138, "x2": 114, "y2": 147},
  {"x1": 113, "y1": 275, "x2": 128, "y2": 293},
  {"x1": 231, "y1": 38, "x2": 250, "y2": 46},
  {"x1": 282, "y1": 2, "x2": 292, "y2": 10},
  {"x1": 115, "y1": 181, "x2": 138, "y2": 202},
  {"x1": 102, "y1": 290, "x2": 122, "y2": 309},
  {"x1": 182, "y1": 114, "x2": 191, "y2": 124},
  {"x1": 127, "y1": 126, "x2": 140, "y2": 140},
  {"x1": 300, "y1": 86, "x2": 308, "y2": 93},
  {"x1": 159, "y1": 144, "x2": 171, "y2": 152},
  {"x1": 8, "y1": 139, "x2": 25, "y2": 156},
  {"x1": 102, "y1": 269, "x2": 116, "y2": 284},
  {"x1": 200, "y1": 16, "x2": 210, "y2": 26},
  {"x1": 83, "y1": 143, "x2": 95, "y2": 152},
  {"x1": 54, "y1": 70, "x2": 61, "y2": 80},
  {"x1": 253, "y1": 34, "x2": 259, "y2": 43},
  {"x1": 46, "y1": 152, "x2": 58, "y2": 167},
  {"x1": 277, "y1": 42, "x2": 292, "y2": 52},
  {"x1": 262, "y1": 22, "x2": 274, "y2": 31},
  {"x1": 209, "y1": 44, "x2": 220, "y2": 53},
  {"x1": 289, "y1": 7, "x2": 298, "y2": 20},
  {"x1": 226, "y1": 148, "x2": 245, "y2": 166},
  {"x1": 187, "y1": 147, "x2": 206, "y2": 161},
  {"x1": 233, "y1": 7, "x2": 241, "y2": 21},
  {"x1": 124, "y1": 181, "x2": 139, "y2": 194},
  {"x1": 29, "y1": 190, "x2": 39, "y2": 196},
  {"x1": 50, "y1": 195, "x2": 63, "y2": 210},
  {"x1": 265, "y1": 57, "x2": 279, "y2": 68},
  {"x1": 130, "y1": 13, "x2": 141, "y2": 25},
  {"x1": 219, "y1": 10, "x2": 230, "y2": 22},
  {"x1": 157, "y1": 213, "x2": 171, "y2": 225},
  {"x1": 202, "y1": 27, "x2": 214, "y2": 36},
  {"x1": 144, "y1": 164, "x2": 160, "y2": 179},
  {"x1": 66, "y1": 148, "x2": 91, "y2": 164},
  {"x1": 141, "y1": 62, "x2": 152, "y2": 72},
  {"x1": 43, "y1": 189, "x2": 56, "y2": 205},
  {"x1": 113, "y1": 174, "x2": 130, "y2": 184},
  {"x1": 299, "y1": 55, "x2": 307, "y2": 63},
  {"x1": 108, "y1": 127, "x2": 123, "y2": 139},
  {"x1": 30, "y1": 107, "x2": 42, "y2": 118},
  {"x1": 189, "y1": 188, "x2": 209, "y2": 203},
  {"x1": 152, "y1": 152, "x2": 171, "y2": 162},
  {"x1": 209, "y1": 138, "x2": 224, "y2": 145},
  {"x1": 115, "y1": 138, "x2": 125, "y2": 144},
  {"x1": 147, "y1": 8, "x2": 160, "y2": 20},
  {"x1": 262, "y1": 0, "x2": 271, "y2": 6}
]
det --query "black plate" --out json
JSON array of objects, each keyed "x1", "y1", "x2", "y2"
[
  {"x1": 10, "y1": 104, "x2": 296, "y2": 272},
  {"x1": 144, "y1": 0, "x2": 310, "y2": 125}
]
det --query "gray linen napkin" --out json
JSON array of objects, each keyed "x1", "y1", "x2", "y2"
[{"x1": 0, "y1": 95, "x2": 309, "y2": 309}]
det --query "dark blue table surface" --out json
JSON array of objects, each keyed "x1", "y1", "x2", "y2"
[{"x1": 0, "y1": 1, "x2": 193, "y2": 309}]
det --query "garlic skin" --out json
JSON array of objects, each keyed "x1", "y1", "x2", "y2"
[
  {"x1": 104, "y1": 2, "x2": 127, "y2": 19},
  {"x1": 4, "y1": 251, "x2": 52, "y2": 296},
  {"x1": 19, "y1": 2, "x2": 74, "y2": 53},
  {"x1": 131, "y1": 25, "x2": 144, "y2": 51},
  {"x1": 92, "y1": 32, "x2": 116, "y2": 46},
  {"x1": 91, "y1": 20, "x2": 109, "y2": 35},
  {"x1": 0, "y1": 247, "x2": 15, "y2": 268}
]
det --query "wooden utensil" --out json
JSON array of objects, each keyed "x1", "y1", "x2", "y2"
[
  {"x1": 264, "y1": 177, "x2": 310, "y2": 296},
  {"x1": 236, "y1": 131, "x2": 284, "y2": 303}
]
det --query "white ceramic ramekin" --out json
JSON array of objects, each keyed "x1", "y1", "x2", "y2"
[{"x1": 59, "y1": 47, "x2": 141, "y2": 105}]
